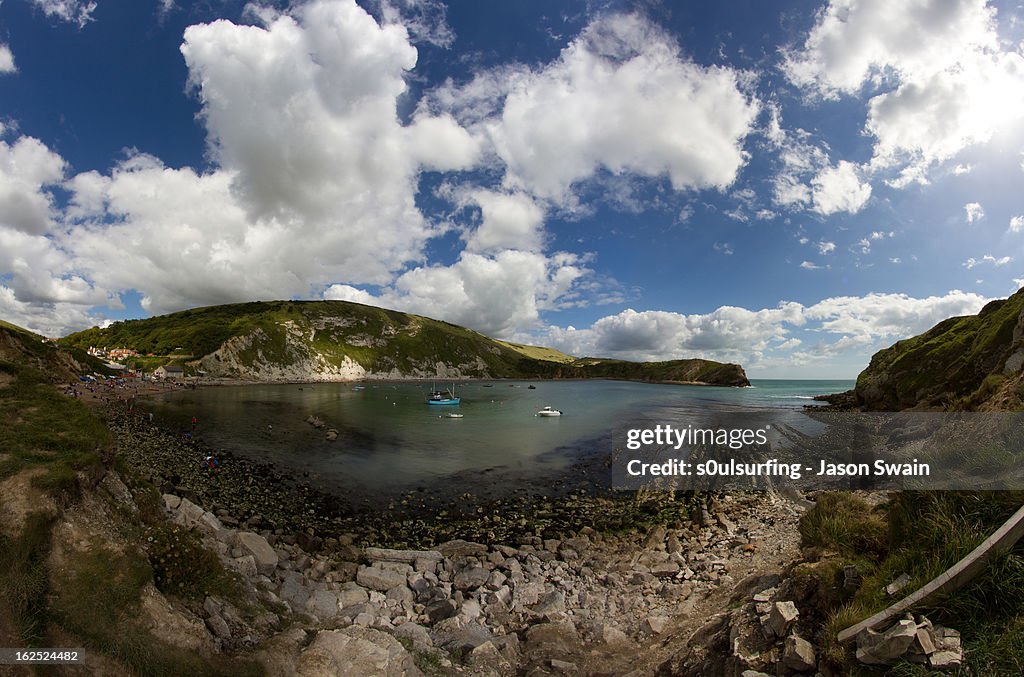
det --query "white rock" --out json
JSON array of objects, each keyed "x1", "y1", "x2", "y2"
[{"x1": 236, "y1": 531, "x2": 279, "y2": 576}]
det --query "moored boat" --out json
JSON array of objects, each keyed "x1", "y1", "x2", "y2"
[{"x1": 427, "y1": 386, "x2": 461, "y2": 405}]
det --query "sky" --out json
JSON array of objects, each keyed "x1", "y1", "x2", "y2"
[{"x1": 1, "y1": 0, "x2": 1023, "y2": 378}]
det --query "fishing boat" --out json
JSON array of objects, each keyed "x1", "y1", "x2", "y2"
[
  {"x1": 536, "y1": 406, "x2": 562, "y2": 417},
  {"x1": 442, "y1": 412, "x2": 464, "y2": 419},
  {"x1": 427, "y1": 385, "x2": 461, "y2": 405}
]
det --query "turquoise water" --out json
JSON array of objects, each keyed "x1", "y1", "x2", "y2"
[{"x1": 145, "y1": 379, "x2": 853, "y2": 493}]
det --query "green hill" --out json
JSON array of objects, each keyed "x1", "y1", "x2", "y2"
[
  {"x1": 840, "y1": 287, "x2": 1024, "y2": 410},
  {"x1": 0, "y1": 321, "x2": 111, "y2": 383},
  {"x1": 58, "y1": 300, "x2": 749, "y2": 386},
  {"x1": 495, "y1": 339, "x2": 576, "y2": 364}
]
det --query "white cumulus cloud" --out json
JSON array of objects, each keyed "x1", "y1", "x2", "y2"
[
  {"x1": 0, "y1": 44, "x2": 15, "y2": 74},
  {"x1": 0, "y1": 136, "x2": 66, "y2": 234},
  {"x1": 810, "y1": 160, "x2": 872, "y2": 215},
  {"x1": 785, "y1": 0, "x2": 1024, "y2": 185},
  {"x1": 964, "y1": 202, "x2": 985, "y2": 223},
  {"x1": 56, "y1": 0, "x2": 481, "y2": 317},
  {"x1": 328, "y1": 250, "x2": 591, "y2": 338},
  {"x1": 427, "y1": 12, "x2": 760, "y2": 204},
  {"x1": 542, "y1": 290, "x2": 988, "y2": 365}
]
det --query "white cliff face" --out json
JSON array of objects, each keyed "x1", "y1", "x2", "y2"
[
  {"x1": 194, "y1": 327, "x2": 369, "y2": 381},
  {"x1": 192, "y1": 324, "x2": 492, "y2": 381}
]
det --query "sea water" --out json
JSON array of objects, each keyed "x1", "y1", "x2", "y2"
[{"x1": 145, "y1": 379, "x2": 853, "y2": 494}]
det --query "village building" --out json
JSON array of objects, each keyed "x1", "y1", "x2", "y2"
[{"x1": 153, "y1": 365, "x2": 185, "y2": 380}]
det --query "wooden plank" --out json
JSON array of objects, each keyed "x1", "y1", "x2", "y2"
[{"x1": 838, "y1": 502, "x2": 1024, "y2": 644}]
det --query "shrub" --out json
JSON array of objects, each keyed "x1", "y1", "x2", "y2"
[{"x1": 144, "y1": 523, "x2": 240, "y2": 602}]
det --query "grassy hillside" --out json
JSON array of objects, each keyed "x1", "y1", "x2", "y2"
[
  {"x1": 59, "y1": 300, "x2": 750, "y2": 386},
  {"x1": 0, "y1": 321, "x2": 263, "y2": 675},
  {"x1": 0, "y1": 321, "x2": 112, "y2": 384},
  {"x1": 495, "y1": 339, "x2": 576, "y2": 364},
  {"x1": 0, "y1": 318, "x2": 42, "y2": 338},
  {"x1": 850, "y1": 288, "x2": 1024, "y2": 410},
  {"x1": 805, "y1": 288, "x2": 1024, "y2": 672}
]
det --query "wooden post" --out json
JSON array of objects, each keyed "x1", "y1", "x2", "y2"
[{"x1": 838, "y1": 502, "x2": 1024, "y2": 644}]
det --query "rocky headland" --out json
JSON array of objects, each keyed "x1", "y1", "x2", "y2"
[
  {"x1": 58, "y1": 300, "x2": 750, "y2": 387},
  {"x1": 817, "y1": 286, "x2": 1024, "y2": 411}
]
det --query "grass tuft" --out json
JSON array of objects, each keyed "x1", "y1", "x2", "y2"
[{"x1": 799, "y1": 492, "x2": 889, "y2": 559}]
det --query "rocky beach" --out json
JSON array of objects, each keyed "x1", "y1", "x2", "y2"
[{"x1": 80, "y1": 396, "x2": 821, "y2": 675}]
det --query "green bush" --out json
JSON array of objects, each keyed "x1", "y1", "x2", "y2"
[{"x1": 144, "y1": 523, "x2": 239, "y2": 602}]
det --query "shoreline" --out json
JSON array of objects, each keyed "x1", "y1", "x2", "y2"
[
  {"x1": 101, "y1": 404, "x2": 696, "y2": 549},
  {"x1": 63, "y1": 374, "x2": 821, "y2": 674}
]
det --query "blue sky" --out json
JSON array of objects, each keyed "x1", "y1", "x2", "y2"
[{"x1": 1, "y1": 0, "x2": 1022, "y2": 377}]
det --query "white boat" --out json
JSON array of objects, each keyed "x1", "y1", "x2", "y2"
[
  {"x1": 536, "y1": 406, "x2": 562, "y2": 417},
  {"x1": 443, "y1": 412, "x2": 464, "y2": 419}
]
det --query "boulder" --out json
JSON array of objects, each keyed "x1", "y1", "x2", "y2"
[
  {"x1": 459, "y1": 599, "x2": 482, "y2": 622},
  {"x1": 550, "y1": 659, "x2": 578, "y2": 673},
  {"x1": 173, "y1": 497, "x2": 206, "y2": 529},
  {"x1": 205, "y1": 613, "x2": 231, "y2": 639},
  {"x1": 643, "y1": 616, "x2": 669, "y2": 635},
  {"x1": 437, "y1": 539, "x2": 488, "y2": 558},
  {"x1": 365, "y1": 547, "x2": 443, "y2": 565},
  {"x1": 198, "y1": 511, "x2": 224, "y2": 535},
  {"x1": 531, "y1": 591, "x2": 566, "y2": 617},
  {"x1": 236, "y1": 531, "x2": 279, "y2": 575},
  {"x1": 162, "y1": 493, "x2": 181, "y2": 511},
  {"x1": 524, "y1": 621, "x2": 579, "y2": 664},
  {"x1": 394, "y1": 622, "x2": 432, "y2": 647},
  {"x1": 100, "y1": 472, "x2": 136, "y2": 511},
  {"x1": 387, "y1": 585, "x2": 415, "y2": 607},
  {"x1": 296, "y1": 626, "x2": 422, "y2": 677},
  {"x1": 453, "y1": 566, "x2": 489, "y2": 591},
  {"x1": 642, "y1": 526, "x2": 667, "y2": 549},
  {"x1": 599, "y1": 623, "x2": 630, "y2": 645},
  {"x1": 227, "y1": 555, "x2": 258, "y2": 578},
  {"x1": 782, "y1": 635, "x2": 816, "y2": 672},
  {"x1": 306, "y1": 589, "x2": 341, "y2": 620},
  {"x1": 424, "y1": 599, "x2": 458, "y2": 624},
  {"x1": 338, "y1": 582, "x2": 370, "y2": 609},
  {"x1": 856, "y1": 618, "x2": 918, "y2": 665},
  {"x1": 513, "y1": 581, "x2": 546, "y2": 608},
  {"x1": 765, "y1": 601, "x2": 799, "y2": 638},
  {"x1": 929, "y1": 650, "x2": 962, "y2": 669},
  {"x1": 885, "y1": 572, "x2": 912, "y2": 596},
  {"x1": 357, "y1": 565, "x2": 408, "y2": 592},
  {"x1": 432, "y1": 621, "x2": 494, "y2": 652}
]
